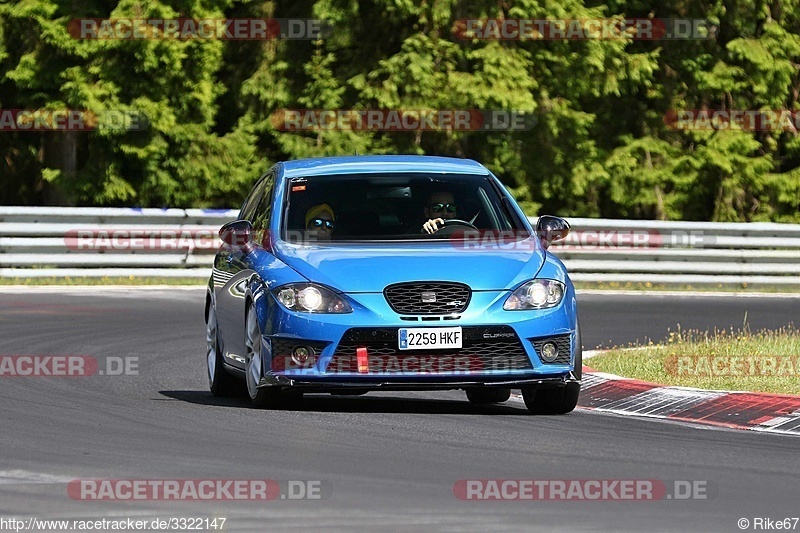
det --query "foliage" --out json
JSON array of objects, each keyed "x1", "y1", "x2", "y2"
[{"x1": 1, "y1": 0, "x2": 798, "y2": 221}]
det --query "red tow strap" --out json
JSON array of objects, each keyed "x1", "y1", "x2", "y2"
[{"x1": 356, "y1": 347, "x2": 369, "y2": 373}]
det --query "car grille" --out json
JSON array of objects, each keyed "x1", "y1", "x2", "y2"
[
  {"x1": 326, "y1": 326, "x2": 532, "y2": 373},
  {"x1": 529, "y1": 334, "x2": 572, "y2": 364},
  {"x1": 384, "y1": 282, "x2": 471, "y2": 315}
]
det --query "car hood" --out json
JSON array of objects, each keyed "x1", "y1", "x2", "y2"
[{"x1": 273, "y1": 240, "x2": 546, "y2": 292}]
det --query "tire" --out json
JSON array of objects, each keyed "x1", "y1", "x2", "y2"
[
  {"x1": 521, "y1": 382, "x2": 580, "y2": 415},
  {"x1": 206, "y1": 301, "x2": 239, "y2": 396},
  {"x1": 574, "y1": 320, "x2": 583, "y2": 380},
  {"x1": 244, "y1": 302, "x2": 282, "y2": 408},
  {"x1": 466, "y1": 387, "x2": 511, "y2": 404}
]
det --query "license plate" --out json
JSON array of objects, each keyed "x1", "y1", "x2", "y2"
[{"x1": 398, "y1": 327, "x2": 462, "y2": 350}]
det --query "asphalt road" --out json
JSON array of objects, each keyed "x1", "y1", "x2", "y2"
[{"x1": 1, "y1": 288, "x2": 799, "y2": 532}]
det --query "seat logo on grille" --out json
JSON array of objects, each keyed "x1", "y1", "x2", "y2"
[{"x1": 420, "y1": 291, "x2": 437, "y2": 303}]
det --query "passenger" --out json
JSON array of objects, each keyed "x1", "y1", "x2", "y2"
[{"x1": 304, "y1": 204, "x2": 335, "y2": 242}]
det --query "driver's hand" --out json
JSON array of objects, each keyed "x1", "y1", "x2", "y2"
[{"x1": 423, "y1": 218, "x2": 445, "y2": 234}]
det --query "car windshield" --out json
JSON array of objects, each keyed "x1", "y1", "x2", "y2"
[{"x1": 281, "y1": 173, "x2": 527, "y2": 242}]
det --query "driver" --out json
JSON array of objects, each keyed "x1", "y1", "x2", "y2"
[{"x1": 422, "y1": 191, "x2": 458, "y2": 234}]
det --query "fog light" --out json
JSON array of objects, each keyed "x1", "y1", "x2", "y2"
[
  {"x1": 292, "y1": 346, "x2": 311, "y2": 366},
  {"x1": 541, "y1": 342, "x2": 558, "y2": 363}
]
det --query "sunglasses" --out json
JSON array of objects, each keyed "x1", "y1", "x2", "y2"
[
  {"x1": 308, "y1": 218, "x2": 334, "y2": 230},
  {"x1": 429, "y1": 203, "x2": 457, "y2": 213}
]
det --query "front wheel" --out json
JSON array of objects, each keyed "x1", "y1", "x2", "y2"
[
  {"x1": 244, "y1": 303, "x2": 281, "y2": 408},
  {"x1": 521, "y1": 382, "x2": 580, "y2": 415},
  {"x1": 207, "y1": 302, "x2": 238, "y2": 396},
  {"x1": 574, "y1": 320, "x2": 583, "y2": 380}
]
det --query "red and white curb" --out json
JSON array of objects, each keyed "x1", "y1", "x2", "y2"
[{"x1": 576, "y1": 369, "x2": 800, "y2": 436}]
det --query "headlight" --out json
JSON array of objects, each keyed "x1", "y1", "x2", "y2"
[
  {"x1": 503, "y1": 279, "x2": 565, "y2": 310},
  {"x1": 273, "y1": 283, "x2": 352, "y2": 313}
]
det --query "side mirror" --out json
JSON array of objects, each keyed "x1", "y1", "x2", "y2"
[
  {"x1": 536, "y1": 215, "x2": 570, "y2": 249},
  {"x1": 219, "y1": 220, "x2": 253, "y2": 251}
]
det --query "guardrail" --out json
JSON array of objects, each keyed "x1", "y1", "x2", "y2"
[
  {"x1": 552, "y1": 218, "x2": 800, "y2": 285},
  {"x1": 0, "y1": 207, "x2": 237, "y2": 279},
  {"x1": 1, "y1": 207, "x2": 799, "y2": 285}
]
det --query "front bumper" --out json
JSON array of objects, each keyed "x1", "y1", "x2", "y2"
[
  {"x1": 256, "y1": 287, "x2": 579, "y2": 388},
  {"x1": 257, "y1": 372, "x2": 580, "y2": 392}
]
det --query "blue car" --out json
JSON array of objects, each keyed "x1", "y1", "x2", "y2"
[{"x1": 205, "y1": 155, "x2": 581, "y2": 414}]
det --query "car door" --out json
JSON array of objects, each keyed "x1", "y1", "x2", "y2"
[{"x1": 215, "y1": 170, "x2": 275, "y2": 369}]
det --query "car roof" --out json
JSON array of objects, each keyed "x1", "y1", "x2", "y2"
[{"x1": 278, "y1": 155, "x2": 489, "y2": 179}]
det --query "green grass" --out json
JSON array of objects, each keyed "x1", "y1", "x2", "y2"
[
  {"x1": 0, "y1": 276, "x2": 206, "y2": 286},
  {"x1": 574, "y1": 281, "x2": 800, "y2": 293},
  {"x1": 587, "y1": 325, "x2": 800, "y2": 395}
]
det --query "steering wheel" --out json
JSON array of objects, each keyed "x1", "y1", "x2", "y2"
[
  {"x1": 443, "y1": 218, "x2": 478, "y2": 230},
  {"x1": 423, "y1": 218, "x2": 479, "y2": 237}
]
